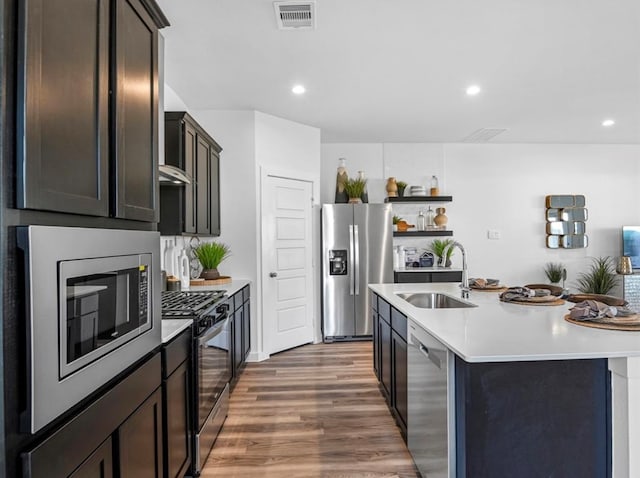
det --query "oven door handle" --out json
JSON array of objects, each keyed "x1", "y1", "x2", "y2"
[{"x1": 197, "y1": 315, "x2": 230, "y2": 346}]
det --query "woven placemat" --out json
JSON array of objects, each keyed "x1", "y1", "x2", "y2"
[
  {"x1": 471, "y1": 285, "x2": 508, "y2": 293},
  {"x1": 564, "y1": 314, "x2": 640, "y2": 331},
  {"x1": 190, "y1": 276, "x2": 232, "y2": 286},
  {"x1": 500, "y1": 297, "x2": 565, "y2": 306}
]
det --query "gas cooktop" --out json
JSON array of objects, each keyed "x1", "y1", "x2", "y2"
[{"x1": 161, "y1": 290, "x2": 227, "y2": 318}]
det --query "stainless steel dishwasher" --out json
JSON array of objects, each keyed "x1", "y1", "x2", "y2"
[{"x1": 408, "y1": 319, "x2": 456, "y2": 478}]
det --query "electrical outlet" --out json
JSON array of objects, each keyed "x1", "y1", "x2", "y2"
[{"x1": 487, "y1": 229, "x2": 501, "y2": 240}]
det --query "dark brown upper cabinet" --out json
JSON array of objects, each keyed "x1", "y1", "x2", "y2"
[
  {"x1": 160, "y1": 112, "x2": 222, "y2": 236},
  {"x1": 16, "y1": 0, "x2": 168, "y2": 221}
]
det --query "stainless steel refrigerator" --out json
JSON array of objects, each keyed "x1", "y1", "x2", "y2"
[{"x1": 322, "y1": 203, "x2": 393, "y2": 341}]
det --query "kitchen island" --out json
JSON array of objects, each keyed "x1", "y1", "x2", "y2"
[{"x1": 369, "y1": 282, "x2": 640, "y2": 478}]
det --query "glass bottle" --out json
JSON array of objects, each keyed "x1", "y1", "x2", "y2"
[
  {"x1": 358, "y1": 171, "x2": 369, "y2": 203},
  {"x1": 430, "y1": 175, "x2": 439, "y2": 196},
  {"x1": 416, "y1": 210, "x2": 426, "y2": 231},
  {"x1": 335, "y1": 158, "x2": 349, "y2": 203},
  {"x1": 425, "y1": 206, "x2": 435, "y2": 228}
]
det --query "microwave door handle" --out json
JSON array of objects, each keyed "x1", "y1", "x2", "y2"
[
  {"x1": 348, "y1": 225, "x2": 355, "y2": 296},
  {"x1": 197, "y1": 315, "x2": 230, "y2": 345}
]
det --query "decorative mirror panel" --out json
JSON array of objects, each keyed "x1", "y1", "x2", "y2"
[{"x1": 545, "y1": 195, "x2": 588, "y2": 249}]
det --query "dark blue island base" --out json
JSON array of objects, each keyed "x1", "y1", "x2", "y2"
[{"x1": 455, "y1": 357, "x2": 611, "y2": 478}]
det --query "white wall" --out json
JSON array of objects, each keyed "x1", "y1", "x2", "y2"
[
  {"x1": 161, "y1": 100, "x2": 322, "y2": 359},
  {"x1": 254, "y1": 112, "x2": 322, "y2": 343},
  {"x1": 322, "y1": 142, "x2": 640, "y2": 292}
]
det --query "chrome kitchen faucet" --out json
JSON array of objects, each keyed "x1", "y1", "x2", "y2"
[{"x1": 443, "y1": 241, "x2": 470, "y2": 299}]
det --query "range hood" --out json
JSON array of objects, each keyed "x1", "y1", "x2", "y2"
[{"x1": 159, "y1": 164, "x2": 191, "y2": 185}]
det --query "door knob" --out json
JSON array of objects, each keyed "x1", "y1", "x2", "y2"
[{"x1": 269, "y1": 272, "x2": 278, "y2": 278}]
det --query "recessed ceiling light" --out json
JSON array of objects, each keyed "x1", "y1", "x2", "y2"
[
  {"x1": 292, "y1": 84, "x2": 306, "y2": 95},
  {"x1": 602, "y1": 119, "x2": 615, "y2": 127},
  {"x1": 466, "y1": 85, "x2": 481, "y2": 96}
]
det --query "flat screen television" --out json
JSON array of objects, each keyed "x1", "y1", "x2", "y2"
[{"x1": 622, "y1": 226, "x2": 640, "y2": 269}]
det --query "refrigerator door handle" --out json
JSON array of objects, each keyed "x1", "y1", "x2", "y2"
[
  {"x1": 354, "y1": 224, "x2": 360, "y2": 295},
  {"x1": 348, "y1": 224, "x2": 355, "y2": 295}
]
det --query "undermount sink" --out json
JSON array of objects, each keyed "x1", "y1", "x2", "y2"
[{"x1": 396, "y1": 292, "x2": 477, "y2": 309}]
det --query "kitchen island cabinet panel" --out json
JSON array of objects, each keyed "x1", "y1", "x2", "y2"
[
  {"x1": 373, "y1": 293, "x2": 409, "y2": 440},
  {"x1": 392, "y1": 329, "x2": 408, "y2": 438},
  {"x1": 455, "y1": 357, "x2": 610, "y2": 478},
  {"x1": 379, "y1": 310, "x2": 392, "y2": 399}
]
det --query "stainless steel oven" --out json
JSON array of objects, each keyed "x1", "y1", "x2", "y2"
[
  {"x1": 195, "y1": 304, "x2": 231, "y2": 473},
  {"x1": 18, "y1": 225, "x2": 161, "y2": 434},
  {"x1": 160, "y1": 290, "x2": 231, "y2": 476}
]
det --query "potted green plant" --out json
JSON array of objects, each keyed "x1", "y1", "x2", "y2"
[
  {"x1": 544, "y1": 262, "x2": 564, "y2": 284},
  {"x1": 396, "y1": 181, "x2": 408, "y2": 198},
  {"x1": 193, "y1": 241, "x2": 231, "y2": 280},
  {"x1": 574, "y1": 256, "x2": 619, "y2": 295},
  {"x1": 430, "y1": 238, "x2": 455, "y2": 267},
  {"x1": 343, "y1": 177, "x2": 367, "y2": 204},
  {"x1": 392, "y1": 215, "x2": 402, "y2": 231}
]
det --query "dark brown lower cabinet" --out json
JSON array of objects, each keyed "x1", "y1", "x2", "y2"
[
  {"x1": 372, "y1": 292, "x2": 408, "y2": 441},
  {"x1": 163, "y1": 361, "x2": 190, "y2": 478},
  {"x1": 242, "y1": 297, "x2": 251, "y2": 361},
  {"x1": 379, "y1": 314, "x2": 392, "y2": 399},
  {"x1": 21, "y1": 354, "x2": 162, "y2": 478},
  {"x1": 69, "y1": 438, "x2": 114, "y2": 478},
  {"x1": 118, "y1": 388, "x2": 163, "y2": 478},
  {"x1": 391, "y1": 330, "x2": 408, "y2": 437},
  {"x1": 231, "y1": 285, "x2": 251, "y2": 389},
  {"x1": 394, "y1": 271, "x2": 463, "y2": 283}
]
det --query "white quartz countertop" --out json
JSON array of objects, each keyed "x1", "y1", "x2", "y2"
[
  {"x1": 369, "y1": 282, "x2": 640, "y2": 363},
  {"x1": 161, "y1": 319, "x2": 192, "y2": 344}
]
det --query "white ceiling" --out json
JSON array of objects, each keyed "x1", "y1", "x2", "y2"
[{"x1": 157, "y1": 0, "x2": 640, "y2": 144}]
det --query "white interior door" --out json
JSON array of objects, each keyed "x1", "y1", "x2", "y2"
[{"x1": 262, "y1": 175, "x2": 314, "y2": 355}]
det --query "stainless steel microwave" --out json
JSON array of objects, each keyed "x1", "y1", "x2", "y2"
[{"x1": 17, "y1": 226, "x2": 161, "y2": 434}]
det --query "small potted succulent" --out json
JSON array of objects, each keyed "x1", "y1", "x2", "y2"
[
  {"x1": 193, "y1": 241, "x2": 231, "y2": 280},
  {"x1": 396, "y1": 181, "x2": 408, "y2": 197}
]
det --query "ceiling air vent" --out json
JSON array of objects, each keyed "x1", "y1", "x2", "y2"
[
  {"x1": 274, "y1": 1, "x2": 316, "y2": 30},
  {"x1": 461, "y1": 128, "x2": 507, "y2": 143}
]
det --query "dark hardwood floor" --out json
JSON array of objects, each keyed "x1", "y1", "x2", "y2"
[{"x1": 202, "y1": 341, "x2": 419, "y2": 477}]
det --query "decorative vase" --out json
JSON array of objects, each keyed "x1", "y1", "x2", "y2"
[
  {"x1": 397, "y1": 184, "x2": 406, "y2": 197},
  {"x1": 434, "y1": 207, "x2": 448, "y2": 228},
  {"x1": 200, "y1": 268, "x2": 220, "y2": 280},
  {"x1": 335, "y1": 158, "x2": 349, "y2": 203},
  {"x1": 438, "y1": 255, "x2": 452, "y2": 268},
  {"x1": 386, "y1": 177, "x2": 398, "y2": 198},
  {"x1": 348, "y1": 197, "x2": 363, "y2": 204}
]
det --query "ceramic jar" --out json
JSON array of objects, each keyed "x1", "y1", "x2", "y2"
[
  {"x1": 434, "y1": 207, "x2": 448, "y2": 228},
  {"x1": 386, "y1": 177, "x2": 398, "y2": 198}
]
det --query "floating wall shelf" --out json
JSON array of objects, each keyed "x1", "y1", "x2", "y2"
[
  {"x1": 394, "y1": 230, "x2": 453, "y2": 237},
  {"x1": 385, "y1": 196, "x2": 452, "y2": 203}
]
